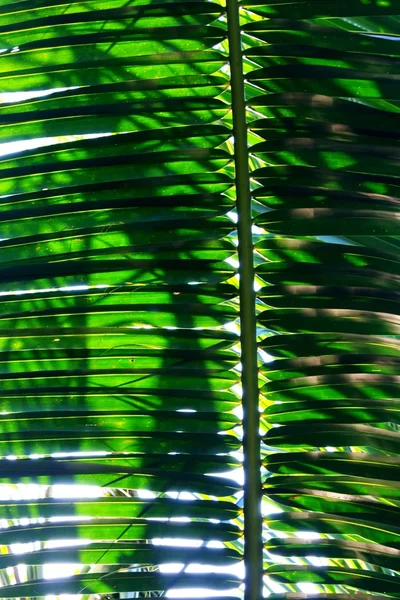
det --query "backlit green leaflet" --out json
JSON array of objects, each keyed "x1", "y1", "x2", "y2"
[{"x1": 0, "y1": 1, "x2": 398, "y2": 599}]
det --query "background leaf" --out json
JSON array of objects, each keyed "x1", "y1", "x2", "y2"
[{"x1": 248, "y1": 0, "x2": 400, "y2": 596}]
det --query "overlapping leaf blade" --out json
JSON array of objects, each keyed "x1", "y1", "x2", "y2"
[{"x1": 0, "y1": 1, "x2": 242, "y2": 597}]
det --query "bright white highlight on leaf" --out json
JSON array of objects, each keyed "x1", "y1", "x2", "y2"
[
  {"x1": 153, "y1": 538, "x2": 203, "y2": 548},
  {"x1": 177, "y1": 491, "x2": 196, "y2": 500},
  {"x1": 49, "y1": 516, "x2": 92, "y2": 523},
  {"x1": 306, "y1": 555, "x2": 330, "y2": 567},
  {"x1": 226, "y1": 255, "x2": 239, "y2": 268},
  {"x1": 224, "y1": 321, "x2": 240, "y2": 335},
  {"x1": 43, "y1": 564, "x2": 81, "y2": 580},
  {"x1": 231, "y1": 383, "x2": 242, "y2": 398},
  {"x1": 159, "y1": 562, "x2": 184, "y2": 573},
  {"x1": 11, "y1": 542, "x2": 40, "y2": 555},
  {"x1": 51, "y1": 485, "x2": 105, "y2": 499},
  {"x1": 232, "y1": 404, "x2": 243, "y2": 420},
  {"x1": 137, "y1": 489, "x2": 157, "y2": 499},
  {"x1": 0, "y1": 284, "x2": 110, "y2": 298},
  {"x1": 185, "y1": 562, "x2": 244, "y2": 577},
  {"x1": 206, "y1": 540, "x2": 224, "y2": 549},
  {"x1": 295, "y1": 531, "x2": 321, "y2": 540},
  {"x1": 210, "y1": 467, "x2": 244, "y2": 485},
  {"x1": 166, "y1": 588, "x2": 239, "y2": 598},
  {"x1": 259, "y1": 348, "x2": 274, "y2": 363},
  {"x1": 51, "y1": 451, "x2": 108, "y2": 459},
  {"x1": 0, "y1": 87, "x2": 76, "y2": 104},
  {"x1": 298, "y1": 582, "x2": 321, "y2": 593},
  {"x1": 0, "y1": 133, "x2": 111, "y2": 159}
]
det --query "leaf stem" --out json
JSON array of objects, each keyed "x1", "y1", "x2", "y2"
[{"x1": 226, "y1": 1, "x2": 263, "y2": 599}]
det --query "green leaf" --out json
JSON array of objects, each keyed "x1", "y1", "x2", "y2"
[
  {"x1": 253, "y1": 3, "x2": 400, "y2": 596},
  {"x1": 0, "y1": 2, "x2": 243, "y2": 596},
  {"x1": 265, "y1": 511, "x2": 400, "y2": 545},
  {"x1": 267, "y1": 538, "x2": 400, "y2": 572},
  {"x1": 266, "y1": 564, "x2": 400, "y2": 596},
  {"x1": 0, "y1": 543, "x2": 241, "y2": 569},
  {"x1": 0, "y1": 496, "x2": 240, "y2": 521},
  {"x1": 243, "y1": 0, "x2": 399, "y2": 18},
  {"x1": 0, "y1": 571, "x2": 240, "y2": 598}
]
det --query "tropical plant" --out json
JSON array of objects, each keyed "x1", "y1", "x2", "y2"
[{"x1": 0, "y1": 0, "x2": 399, "y2": 598}]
